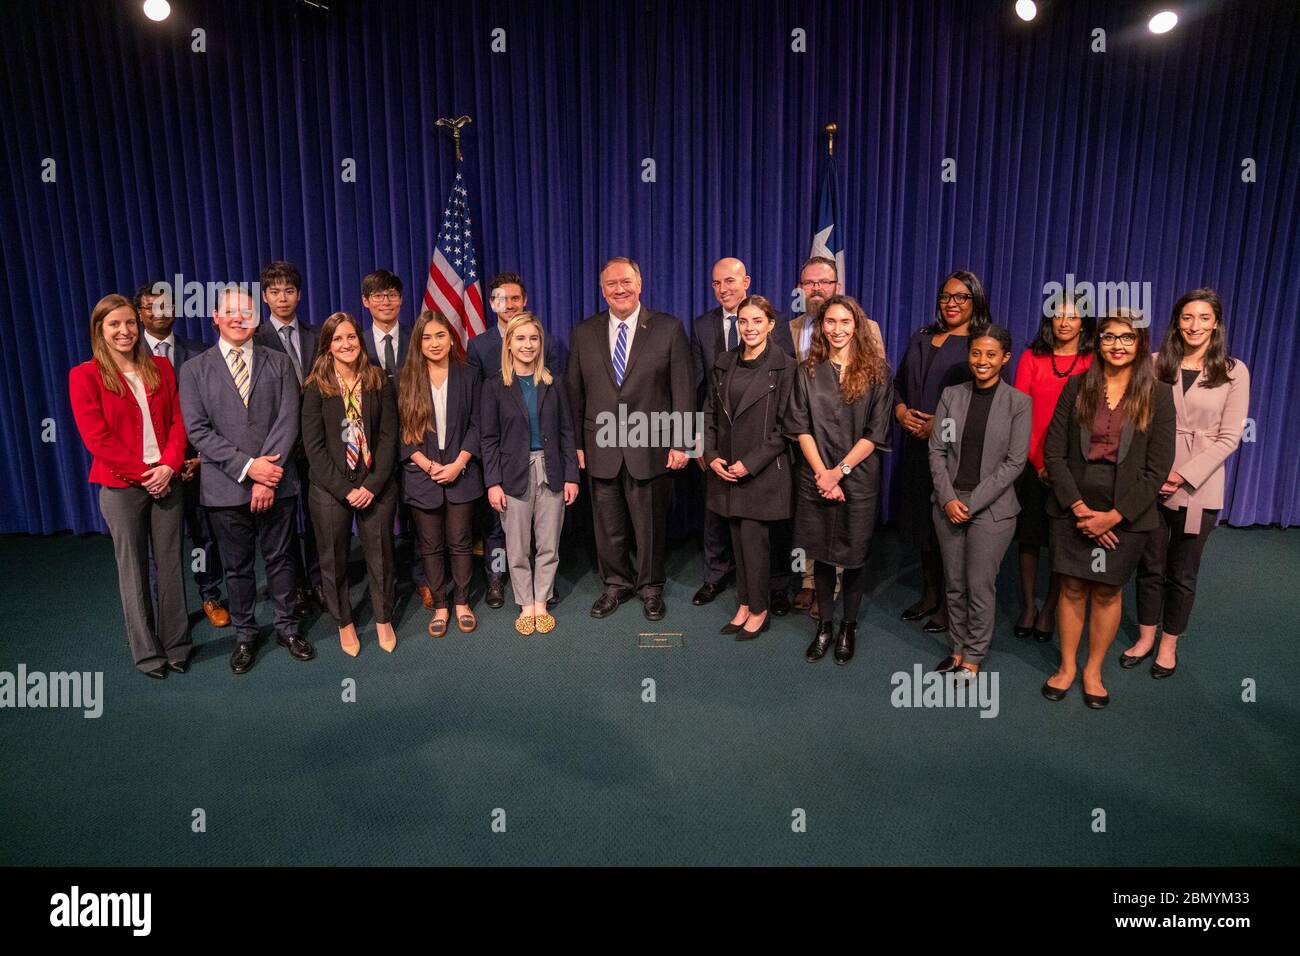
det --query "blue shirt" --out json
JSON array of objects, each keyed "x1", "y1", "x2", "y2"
[{"x1": 518, "y1": 375, "x2": 543, "y2": 451}]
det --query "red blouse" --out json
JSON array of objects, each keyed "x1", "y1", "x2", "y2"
[{"x1": 1013, "y1": 349, "x2": 1094, "y2": 471}]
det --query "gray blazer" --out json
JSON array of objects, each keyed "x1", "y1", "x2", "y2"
[
  {"x1": 179, "y1": 342, "x2": 302, "y2": 507},
  {"x1": 928, "y1": 379, "x2": 1031, "y2": 520}
]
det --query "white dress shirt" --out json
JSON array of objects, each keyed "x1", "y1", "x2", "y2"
[
  {"x1": 372, "y1": 324, "x2": 401, "y2": 371},
  {"x1": 122, "y1": 371, "x2": 162, "y2": 465},
  {"x1": 143, "y1": 330, "x2": 177, "y2": 362},
  {"x1": 720, "y1": 310, "x2": 738, "y2": 350},
  {"x1": 607, "y1": 304, "x2": 641, "y2": 360}
]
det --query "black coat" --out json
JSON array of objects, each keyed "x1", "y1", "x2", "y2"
[
  {"x1": 691, "y1": 306, "x2": 795, "y2": 402},
  {"x1": 399, "y1": 362, "x2": 485, "y2": 508},
  {"x1": 1044, "y1": 374, "x2": 1177, "y2": 533},
  {"x1": 702, "y1": 344, "x2": 795, "y2": 520},
  {"x1": 301, "y1": 376, "x2": 399, "y2": 501},
  {"x1": 480, "y1": 373, "x2": 580, "y2": 499},
  {"x1": 565, "y1": 307, "x2": 694, "y2": 481}
]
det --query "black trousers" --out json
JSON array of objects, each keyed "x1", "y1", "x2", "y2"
[
  {"x1": 1135, "y1": 505, "x2": 1217, "y2": 635},
  {"x1": 768, "y1": 517, "x2": 793, "y2": 592},
  {"x1": 701, "y1": 506, "x2": 734, "y2": 586},
  {"x1": 308, "y1": 482, "x2": 397, "y2": 627},
  {"x1": 181, "y1": 476, "x2": 224, "y2": 601},
  {"x1": 815, "y1": 560, "x2": 866, "y2": 622},
  {"x1": 729, "y1": 516, "x2": 770, "y2": 613},
  {"x1": 590, "y1": 466, "x2": 671, "y2": 596},
  {"x1": 207, "y1": 495, "x2": 301, "y2": 643},
  {"x1": 290, "y1": 459, "x2": 322, "y2": 589},
  {"x1": 411, "y1": 500, "x2": 475, "y2": 607}
]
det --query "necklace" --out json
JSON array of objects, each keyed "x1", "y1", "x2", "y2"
[{"x1": 1049, "y1": 351, "x2": 1080, "y2": 378}]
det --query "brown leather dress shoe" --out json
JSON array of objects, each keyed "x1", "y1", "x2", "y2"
[
  {"x1": 417, "y1": 586, "x2": 434, "y2": 610},
  {"x1": 203, "y1": 600, "x2": 231, "y2": 627}
]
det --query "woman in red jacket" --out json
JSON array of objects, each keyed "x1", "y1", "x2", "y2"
[{"x1": 69, "y1": 293, "x2": 192, "y2": 678}]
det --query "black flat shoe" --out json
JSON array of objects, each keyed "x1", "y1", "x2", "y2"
[
  {"x1": 1083, "y1": 690, "x2": 1110, "y2": 709},
  {"x1": 144, "y1": 666, "x2": 168, "y2": 680},
  {"x1": 1150, "y1": 660, "x2": 1177, "y2": 679},
  {"x1": 900, "y1": 601, "x2": 938, "y2": 622},
  {"x1": 1119, "y1": 647, "x2": 1154, "y2": 669},
  {"x1": 692, "y1": 582, "x2": 724, "y2": 606},
  {"x1": 736, "y1": 616, "x2": 769, "y2": 641},
  {"x1": 720, "y1": 618, "x2": 747, "y2": 635},
  {"x1": 642, "y1": 593, "x2": 666, "y2": 621},
  {"x1": 933, "y1": 655, "x2": 961, "y2": 673},
  {"x1": 590, "y1": 589, "x2": 633, "y2": 619},
  {"x1": 1032, "y1": 627, "x2": 1053, "y2": 643},
  {"x1": 833, "y1": 622, "x2": 857, "y2": 665},
  {"x1": 167, "y1": 657, "x2": 191, "y2": 674},
  {"x1": 805, "y1": 621, "x2": 835, "y2": 662},
  {"x1": 1041, "y1": 680, "x2": 1070, "y2": 701},
  {"x1": 1013, "y1": 624, "x2": 1034, "y2": 639},
  {"x1": 769, "y1": 591, "x2": 791, "y2": 617},
  {"x1": 922, "y1": 618, "x2": 949, "y2": 634}
]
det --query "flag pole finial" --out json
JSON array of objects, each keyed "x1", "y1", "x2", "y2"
[
  {"x1": 436, "y1": 115, "x2": 473, "y2": 161},
  {"x1": 824, "y1": 122, "x2": 837, "y2": 158}
]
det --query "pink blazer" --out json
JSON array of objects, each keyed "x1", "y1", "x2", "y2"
[{"x1": 1164, "y1": 360, "x2": 1251, "y2": 533}]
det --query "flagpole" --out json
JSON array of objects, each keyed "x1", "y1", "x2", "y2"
[
  {"x1": 435, "y1": 115, "x2": 473, "y2": 161},
  {"x1": 824, "y1": 122, "x2": 837, "y2": 158}
]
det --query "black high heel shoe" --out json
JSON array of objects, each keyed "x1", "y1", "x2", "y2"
[
  {"x1": 736, "y1": 615, "x2": 770, "y2": 641},
  {"x1": 1013, "y1": 606, "x2": 1037, "y2": 639},
  {"x1": 720, "y1": 617, "x2": 748, "y2": 635},
  {"x1": 806, "y1": 621, "x2": 835, "y2": 662},
  {"x1": 1119, "y1": 646, "x2": 1154, "y2": 669},
  {"x1": 833, "y1": 622, "x2": 857, "y2": 665},
  {"x1": 900, "y1": 600, "x2": 938, "y2": 622}
]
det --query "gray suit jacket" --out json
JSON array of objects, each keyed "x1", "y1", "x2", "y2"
[
  {"x1": 179, "y1": 342, "x2": 302, "y2": 507},
  {"x1": 928, "y1": 379, "x2": 1031, "y2": 520}
]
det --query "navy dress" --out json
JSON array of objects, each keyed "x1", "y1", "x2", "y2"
[{"x1": 894, "y1": 329, "x2": 972, "y2": 549}]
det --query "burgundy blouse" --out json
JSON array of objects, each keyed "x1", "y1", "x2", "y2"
[{"x1": 1087, "y1": 397, "x2": 1125, "y2": 462}]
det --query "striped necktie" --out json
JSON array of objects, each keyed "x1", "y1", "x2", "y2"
[
  {"x1": 613, "y1": 320, "x2": 628, "y2": 387},
  {"x1": 154, "y1": 341, "x2": 170, "y2": 360},
  {"x1": 227, "y1": 347, "x2": 250, "y2": 406}
]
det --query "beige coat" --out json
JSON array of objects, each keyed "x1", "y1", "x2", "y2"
[{"x1": 1164, "y1": 360, "x2": 1251, "y2": 533}]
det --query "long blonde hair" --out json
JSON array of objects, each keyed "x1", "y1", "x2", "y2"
[
  {"x1": 91, "y1": 293, "x2": 159, "y2": 397},
  {"x1": 500, "y1": 312, "x2": 553, "y2": 387}
]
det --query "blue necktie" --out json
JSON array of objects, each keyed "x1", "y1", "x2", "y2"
[
  {"x1": 613, "y1": 320, "x2": 628, "y2": 386},
  {"x1": 726, "y1": 314, "x2": 737, "y2": 352}
]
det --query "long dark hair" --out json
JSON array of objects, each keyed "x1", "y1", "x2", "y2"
[
  {"x1": 1155, "y1": 288, "x2": 1235, "y2": 389},
  {"x1": 1029, "y1": 289, "x2": 1097, "y2": 356},
  {"x1": 305, "y1": 312, "x2": 386, "y2": 397},
  {"x1": 804, "y1": 294, "x2": 889, "y2": 403},
  {"x1": 399, "y1": 309, "x2": 463, "y2": 445},
  {"x1": 1076, "y1": 312, "x2": 1158, "y2": 433},
  {"x1": 923, "y1": 270, "x2": 992, "y2": 336}
]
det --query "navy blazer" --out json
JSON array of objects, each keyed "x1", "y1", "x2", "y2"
[
  {"x1": 172, "y1": 334, "x2": 206, "y2": 373},
  {"x1": 399, "y1": 361, "x2": 484, "y2": 508},
  {"x1": 480, "y1": 372, "x2": 580, "y2": 499},
  {"x1": 467, "y1": 323, "x2": 569, "y2": 381},
  {"x1": 255, "y1": 318, "x2": 319, "y2": 383},
  {"x1": 364, "y1": 322, "x2": 412, "y2": 377}
]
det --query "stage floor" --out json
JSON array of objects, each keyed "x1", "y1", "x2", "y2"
[{"x1": 1, "y1": 525, "x2": 1296, "y2": 866}]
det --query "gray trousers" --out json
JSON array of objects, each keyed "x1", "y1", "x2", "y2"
[
  {"x1": 99, "y1": 483, "x2": 191, "y2": 672},
  {"x1": 932, "y1": 503, "x2": 1017, "y2": 665},
  {"x1": 501, "y1": 451, "x2": 565, "y2": 607}
]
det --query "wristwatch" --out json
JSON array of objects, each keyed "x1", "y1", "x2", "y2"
[{"x1": 839, "y1": 461, "x2": 852, "y2": 476}]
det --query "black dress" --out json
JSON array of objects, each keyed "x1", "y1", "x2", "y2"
[
  {"x1": 894, "y1": 329, "x2": 973, "y2": 548},
  {"x1": 788, "y1": 360, "x2": 893, "y2": 569}
]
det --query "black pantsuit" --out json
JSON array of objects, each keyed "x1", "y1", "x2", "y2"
[
  {"x1": 308, "y1": 482, "x2": 397, "y2": 626},
  {"x1": 208, "y1": 496, "x2": 301, "y2": 642},
  {"x1": 1135, "y1": 505, "x2": 1217, "y2": 635}
]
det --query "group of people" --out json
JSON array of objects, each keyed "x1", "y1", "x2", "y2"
[{"x1": 70, "y1": 255, "x2": 1250, "y2": 709}]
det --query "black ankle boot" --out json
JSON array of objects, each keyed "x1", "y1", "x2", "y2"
[
  {"x1": 833, "y1": 621, "x2": 857, "y2": 665},
  {"x1": 805, "y1": 621, "x2": 835, "y2": 662}
]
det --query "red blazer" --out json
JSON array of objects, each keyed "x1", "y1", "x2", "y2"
[{"x1": 69, "y1": 356, "x2": 187, "y2": 488}]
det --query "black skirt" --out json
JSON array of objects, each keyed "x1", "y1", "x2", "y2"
[
  {"x1": 793, "y1": 456, "x2": 881, "y2": 569},
  {"x1": 1050, "y1": 460, "x2": 1145, "y2": 586},
  {"x1": 1014, "y1": 463, "x2": 1051, "y2": 548}
]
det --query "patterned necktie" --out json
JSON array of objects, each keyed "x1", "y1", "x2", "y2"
[
  {"x1": 342, "y1": 381, "x2": 371, "y2": 470},
  {"x1": 726, "y1": 314, "x2": 737, "y2": 351},
  {"x1": 383, "y1": 333, "x2": 396, "y2": 374},
  {"x1": 155, "y1": 341, "x2": 170, "y2": 360},
  {"x1": 227, "y1": 347, "x2": 250, "y2": 406},
  {"x1": 613, "y1": 320, "x2": 628, "y2": 387},
  {"x1": 279, "y1": 325, "x2": 303, "y2": 382}
]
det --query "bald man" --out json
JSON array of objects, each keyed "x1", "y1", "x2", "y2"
[{"x1": 689, "y1": 258, "x2": 794, "y2": 614}]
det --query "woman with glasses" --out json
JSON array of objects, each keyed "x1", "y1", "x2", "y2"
[
  {"x1": 1041, "y1": 311, "x2": 1175, "y2": 708},
  {"x1": 893, "y1": 271, "x2": 990, "y2": 635},
  {"x1": 1012, "y1": 292, "x2": 1096, "y2": 642},
  {"x1": 1127, "y1": 289, "x2": 1250, "y2": 679}
]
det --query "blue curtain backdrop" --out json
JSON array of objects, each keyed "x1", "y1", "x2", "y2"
[{"x1": 0, "y1": 0, "x2": 1296, "y2": 534}]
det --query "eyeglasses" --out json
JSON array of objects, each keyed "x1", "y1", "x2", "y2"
[
  {"x1": 367, "y1": 291, "x2": 401, "y2": 302},
  {"x1": 800, "y1": 279, "x2": 836, "y2": 289},
  {"x1": 937, "y1": 293, "x2": 973, "y2": 305},
  {"x1": 1099, "y1": 332, "x2": 1138, "y2": 346}
]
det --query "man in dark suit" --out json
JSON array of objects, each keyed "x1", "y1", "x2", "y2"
[
  {"x1": 134, "y1": 281, "x2": 230, "y2": 628},
  {"x1": 566, "y1": 257, "x2": 693, "y2": 621},
  {"x1": 180, "y1": 286, "x2": 315, "y2": 674},
  {"x1": 253, "y1": 260, "x2": 323, "y2": 609},
  {"x1": 358, "y1": 268, "x2": 432, "y2": 607}
]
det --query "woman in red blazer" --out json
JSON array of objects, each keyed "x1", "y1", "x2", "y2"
[{"x1": 69, "y1": 293, "x2": 192, "y2": 678}]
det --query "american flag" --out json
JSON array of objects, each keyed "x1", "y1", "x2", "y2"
[{"x1": 423, "y1": 162, "x2": 487, "y2": 348}]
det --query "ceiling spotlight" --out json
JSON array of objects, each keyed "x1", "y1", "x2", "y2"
[
  {"x1": 142, "y1": 0, "x2": 171, "y2": 21},
  {"x1": 1015, "y1": 1, "x2": 1038, "y2": 22},
  {"x1": 1148, "y1": 10, "x2": 1178, "y2": 33}
]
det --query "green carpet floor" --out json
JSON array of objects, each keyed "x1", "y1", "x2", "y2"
[{"x1": 1, "y1": 525, "x2": 1296, "y2": 866}]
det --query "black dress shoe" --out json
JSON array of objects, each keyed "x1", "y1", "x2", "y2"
[
  {"x1": 277, "y1": 634, "x2": 315, "y2": 661},
  {"x1": 900, "y1": 600, "x2": 938, "y2": 622},
  {"x1": 642, "y1": 593, "x2": 666, "y2": 621},
  {"x1": 590, "y1": 589, "x2": 633, "y2": 619},
  {"x1": 692, "y1": 581, "x2": 724, "y2": 605},
  {"x1": 933, "y1": 655, "x2": 961, "y2": 673},
  {"x1": 1032, "y1": 627, "x2": 1053, "y2": 643},
  {"x1": 167, "y1": 656, "x2": 191, "y2": 674},
  {"x1": 922, "y1": 617, "x2": 949, "y2": 634},
  {"x1": 1150, "y1": 660, "x2": 1177, "y2": 679},
  {"x1": 1013, "y1": 624, "x2": 1034, "y2": 639},
  {"x1": 144, "y1": 666, "x2": 168, "y2": 680},
  {"x1": 833, "y1": 622, "x2": 857, "y2": 665},
  {"x1": 485, "y1": 577, "x2": 506, "y2": 609},
  {"x1": 769, "y1": 591, "x2": 791, "y2": 617},
  {"x1": 805, "y1": 621, "x2": 835, "y2": 662},
  {"x1": 1083, "y1": 690, "x2": 1110, "y2": 709},
  {"x1": 1119, "y1": 647, "x2": 1154, "y2": 669},
  {"x1": 720, "y1": 618, "x2": 746, "y2": 635},
  {"x1": 230, "y1": 641, "x2": 256, "y2": 675},
  {"x1": 736, "y1": 616, "x2": 769, "y2": 641},
  {"x1": 1041, "y1": 680, "x2": 1069, "y2": 701}
]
